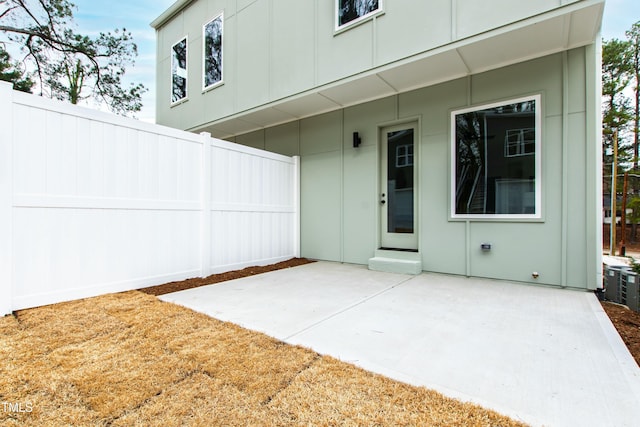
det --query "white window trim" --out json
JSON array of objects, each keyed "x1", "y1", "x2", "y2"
[
  {"x1": 334, "y1": 0, "x2": 384, "y2": 33},
  {"x1": 202, "y1": 12, "x2": 224, "y2": 93},
  {"x1": 170, "y1": 36, "x2": 188, "y2": 106},
  {"x1": 450, "y1": 94, "x2": 542, "y2": 220}
]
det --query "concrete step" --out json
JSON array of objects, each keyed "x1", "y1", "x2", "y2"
[{"x1": 368, "y1": 249, "x2": 422, "y2": 275}]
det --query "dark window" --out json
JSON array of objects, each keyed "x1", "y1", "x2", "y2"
[
  {"x1": 336, "y1": 0, "x2": 381, "y2": 29},
  {"x1": 171, "y1": 38, "x2": 188, "y2": 103},
  {"x1": 452, "y1": 96, "x2": 540, "y2": 217},
  {"x1": 203, "y1": 14, "x2": 223, "y2": 90}
]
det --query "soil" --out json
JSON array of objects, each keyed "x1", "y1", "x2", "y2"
[
  {"x1": 140, "y1": 256, "x2": 640, "y2": 368},
  {"x1": 139, "y1": 258, "x2": 314, "y2": 296},
  {"x1": 601, "y1": 301, "x2": 640, "y2": 366}
]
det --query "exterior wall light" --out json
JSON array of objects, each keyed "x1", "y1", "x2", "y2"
[{"x1": 353, "y1": 132, "x2": 361, "y2": 148}]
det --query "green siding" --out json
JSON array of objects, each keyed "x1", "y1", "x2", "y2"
[
  {"x1": 227, "y1": 50, "x2": 597, "y2": 289},
  {"x1": 152, "y1": 0, "x2": 600, "y2": 289},
  {"x1": 154, "y1": 0, "x2": 599, "y2": 128}
]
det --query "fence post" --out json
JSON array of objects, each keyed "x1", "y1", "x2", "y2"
[
  {"x1": 0, "y1": 82, "x2": 14, "y2": 315},
  {"x1": 293, "y1": 156, "x2": 301, "y2": 258},
  {"x1": 200, "y1": 132, "x2": 212, "y2": 278}
]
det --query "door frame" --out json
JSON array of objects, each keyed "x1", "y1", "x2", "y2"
[{"x1": 377, "y1": 119, "x2": 420, "y2": 251}]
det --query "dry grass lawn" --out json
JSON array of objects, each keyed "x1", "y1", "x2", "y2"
[{"x1": 0, "y1": 291, "x2": 528, "y2": 426}]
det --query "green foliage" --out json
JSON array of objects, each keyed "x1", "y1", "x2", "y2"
[
  {"x1": 0, "y1": 0, "x2": 146, "y2": 116},
  {"x1": 627, "y1": 197, "x2": 640, "y2": 226},
  {"x1": 602, "y1": 22, "x2": 640, "y2": 196},
  {"x1": 626, "y1": 22, "x2": 640, "y2": 168},
  {"x1": 629, "y1": 257, "x2": 640, "y2": 274},
  {"x1": 0, "y1": 46, "x2": 33, "y2": 92}
]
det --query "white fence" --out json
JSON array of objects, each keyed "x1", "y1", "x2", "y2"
[{"x1": 0, "y1": 82, "x2": 299, "y2": 315}]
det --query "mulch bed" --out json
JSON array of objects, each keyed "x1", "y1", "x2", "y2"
[
  {"x1": 139, "y1": 258, "x2": 314, "y2": 296},
  {"x1": 601, "y1": 301, "x2": 640, "y2": 366}
]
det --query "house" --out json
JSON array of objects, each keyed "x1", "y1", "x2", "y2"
[{"x1": 151, "y1": 0, "x2": 604, "y2": 290}]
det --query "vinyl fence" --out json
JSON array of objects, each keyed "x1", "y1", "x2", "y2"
[{"x1": 0, "y1": 82, "x2": 299, "y2": 315}]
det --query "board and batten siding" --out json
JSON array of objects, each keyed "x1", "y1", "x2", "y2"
[
  {"x1": 0, "y1": 82, "x2": 299, "y2": 315},
  {"x1": 223, "y1": 48, "x2": 602, "y2": 290}
]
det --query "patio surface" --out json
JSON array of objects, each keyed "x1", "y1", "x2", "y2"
[{"x1": 160, "y1": 261, "x2": 640, "y2": 427}]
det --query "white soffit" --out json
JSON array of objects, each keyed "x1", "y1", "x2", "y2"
[
  {"x1": 240, "y1": 107, "x2": 298, "y2": 127},
  {"x1": 378, "y1": 50, "x2": 469, "y2": 93},
  {"x1": 318, "y1": 74, "x2": 397, "y2": 107},
  {"x1": 203, "y1": 117, "x2": 260, "y2": 138},
  {"x1": 568, "y1": 4, "x2": 603, "y2": 48},
  {"x1": 456, "y1": 15, "x2": 567, "y2": 74},
  {"x1": 273, "y1": 93, "x2": 342, "y2": 118}
]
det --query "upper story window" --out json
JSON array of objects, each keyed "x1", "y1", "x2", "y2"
[
  {"x1": 335, "y1": 0, "x2": 383, "y2": 32},
  {"x1": 451, "y1": 95, "x2": 541, "y2": 219},
  {"x1": 203, "y1": 13, "x2": 223, "y2": 91},
  {"x1": 171, "y1": 37, "x2": 188, "y2": 104}
]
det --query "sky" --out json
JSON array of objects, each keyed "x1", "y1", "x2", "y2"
[{"x1": 68, "y1": 0, "x2": 640, "y2": 123}]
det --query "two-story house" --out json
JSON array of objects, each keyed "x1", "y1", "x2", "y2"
[{"x1": 152, "y1": 0, "x2": 604, "y2": 290}]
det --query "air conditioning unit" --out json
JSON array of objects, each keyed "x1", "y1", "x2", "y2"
[
  {"x1": 620, "y1": 270, "x2": 640, "y2": 312},
  {"x1": 604, "y1": 265, "x2": 630, "y2": 304}
]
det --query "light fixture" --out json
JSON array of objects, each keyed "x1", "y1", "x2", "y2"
[{"x1": 353, "y1": 132, "x2": 361, "y2": 148}]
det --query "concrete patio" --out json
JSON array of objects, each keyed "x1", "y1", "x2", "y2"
[{"x1": 159, "y1": 261, "x2": 640, "y2": 427}]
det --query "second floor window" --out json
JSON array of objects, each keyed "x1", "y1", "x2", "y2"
[
  {"x1": 171, "y1": 37, "x2": 188, "y2": 103},
  {"x1": 203, "y1": 14, "x2": 223, "y2": 90},
  {"x1": 336, "y1": 0, "x2": 382, "y2": 31}
]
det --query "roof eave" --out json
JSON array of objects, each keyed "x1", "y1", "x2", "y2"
[{"x1": 150, "y1": 0, "x2": 195, "y2": 29}]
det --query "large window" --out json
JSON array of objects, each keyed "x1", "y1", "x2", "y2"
[
  {"x1": 171, "y1": 37, "x2": 188, "y2": 104},
  {"x1": 203, "y1": 14, "x2": 223, "y2": 91},
  {"x1": 451, "y1": 95, "x2": 541, "y2": 218},
  {"x1": 335, "y1": 0, "x2": 382, "y2": 31}
]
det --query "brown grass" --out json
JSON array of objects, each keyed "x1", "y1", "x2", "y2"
[{"x1": 0, "y1": 291, "x2": 528, "y2": 426}]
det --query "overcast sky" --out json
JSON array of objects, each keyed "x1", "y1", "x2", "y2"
[{"x1": 69, "y1": 0, "x2": 640, "y2": 123}]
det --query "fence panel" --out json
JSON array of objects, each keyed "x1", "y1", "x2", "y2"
[{"x1": 1, "y1": 82, "x2": 298, "y2": 314}]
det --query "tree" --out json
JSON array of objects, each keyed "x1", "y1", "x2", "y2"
[
  {"x1": 0, "y1": 0, "x2": 146, "y2": 115},
  {"x1": 602, "y1": 38, "x2": 634, "y2": 182},
  {"x1": 627, "y1": 196, "x2": 640, "y2": 243},
  {"x1": 626, "y1": 22, "x2": 640, "y2": 169},
  {"x1": 0, "y1": 45, "x2": 33, "y2": 92}
]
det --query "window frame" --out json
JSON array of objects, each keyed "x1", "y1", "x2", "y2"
[
  {"x1": 334, "y1": 0, "x2": 384, "y2": 33},
  {"x1": 202, "y1": 13, "x2": 224, "y2": 92},
  {"x1": 450, "y1": 94, "x2": 542, "y2": 221},
  {"x1": 170, "y1": 36, "x2": 188, "y2": 105}
]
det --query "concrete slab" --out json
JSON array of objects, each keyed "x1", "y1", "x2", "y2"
[
  {"x1": 160, "y1": 261, "x2": 640, "y2": 427},
  {"x1": 160, "y1": 261, "x2": 413, "y2": 340}
]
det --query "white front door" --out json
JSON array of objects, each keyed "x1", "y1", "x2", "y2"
[{"x1": 380, "y1": 123, "x2": 418, "y2": 250}]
